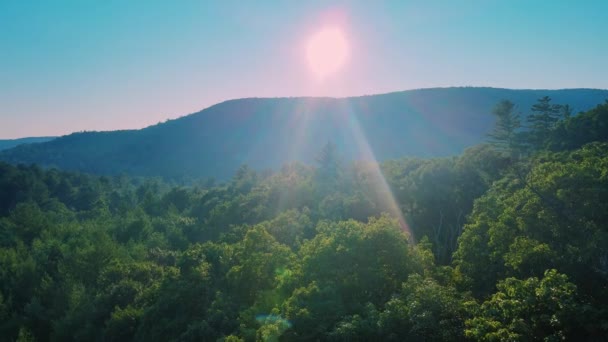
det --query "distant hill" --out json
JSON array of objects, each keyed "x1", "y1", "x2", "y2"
[
  {"x1": 1, "y1": 87, "x2": 607, "y2": 180},
  {"x1": 0, "y1": 137, "x2": 55, "y2": 152}
]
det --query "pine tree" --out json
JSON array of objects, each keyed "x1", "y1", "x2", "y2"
[
  {"x1": 314, "y1": 141, "x2": 342, "y2": 192},
  {"x1": 315, "y1": 141, "x2": 340, "y2": 174},
  {"x1": 560, "y1": 104, "x2": 573, "y2": 120},
  {"x1": 526, "y1": 96, "x2": 561, "y2": 148},
  {"x1": 487, "y1": 100, "x2": 521, "y2": 154}
]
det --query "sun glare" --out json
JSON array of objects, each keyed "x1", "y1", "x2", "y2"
[{"x1": 306, "y1": 27, "x2": 349, "y2": 79}]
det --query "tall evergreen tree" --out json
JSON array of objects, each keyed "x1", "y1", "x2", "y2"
[
  {"x1": 487, "y1": 100, "x2": 521, "y2": 154},
  {"x1": 526, "y1": 96, "x2": 562, "y2": 148},
  {"x1": 314, "y1": 141, "x2": 342, "y2": 192},
  {"x1": 528, "y1": 96, "x2": 561, "y2": 129},
  {"x1": 560, "y1": 104, "x2": 573, "y2": 120}
]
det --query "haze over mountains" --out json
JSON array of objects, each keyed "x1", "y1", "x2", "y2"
[
  {"x1": 2, "y1": 87, "x2": 607, "y2": 180},
  {"x1": 0, "y1": 137, "x2": 55, "y2": 152}
]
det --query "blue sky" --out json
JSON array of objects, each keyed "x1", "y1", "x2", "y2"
[{"x1": 1, "y1": 0, "x2": 607, "y2": 138}]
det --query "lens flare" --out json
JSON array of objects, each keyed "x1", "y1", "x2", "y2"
[
  {"x1": 275, "y1": 98, "x2": 414, "y2": 243},
  {"x1": 337, "y1": 101, "x2": 414, "y2": 242},
  {"x1": 306, "y1": 27, "x2": 349, "y2": 79}
]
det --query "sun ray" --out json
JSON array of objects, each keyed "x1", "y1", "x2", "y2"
[{"x1": 337, "y1": 100, "x2": 415, "y2": 243}]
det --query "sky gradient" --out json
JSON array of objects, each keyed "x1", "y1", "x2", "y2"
[{"x1": 1, "y1": 0, "x2": 607, "y2": 139}]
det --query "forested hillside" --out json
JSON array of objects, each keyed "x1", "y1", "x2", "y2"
[
  {"x1": 0, "y1": 97, "x2": 607, "y2": 341},
  {"x1": 0, "y1": 138, "x2": 55, "y2": 152},
  {"x1": 1, "y1": 88, "x2": 606, "y2": 180}
]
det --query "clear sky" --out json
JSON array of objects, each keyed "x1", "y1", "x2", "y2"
[{"x1": 1, "y1": 0, "x2": 607, "y2": 139}]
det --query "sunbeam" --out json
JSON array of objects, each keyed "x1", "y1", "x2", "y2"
[{"x1": 337, "y1": 100, "x2": 415, "y2": 242}]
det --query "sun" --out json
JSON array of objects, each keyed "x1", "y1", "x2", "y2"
[{"x1": 306, "y1": 27, "x2": 349, "y2": 79}]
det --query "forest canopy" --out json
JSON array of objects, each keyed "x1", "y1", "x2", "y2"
[{"x1": 0, "y1": 98, "x2": 607, "y2": 341}]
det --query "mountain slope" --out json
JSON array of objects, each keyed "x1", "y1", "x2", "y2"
[
  {"x1": 1, "y1": 87, "x2": 607, "y2": 180},
  {"x1": 0, "y1": 137, "x2": 56, "y2": 151}
]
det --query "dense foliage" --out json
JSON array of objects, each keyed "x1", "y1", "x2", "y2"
[{"x1": 0, "y1": 99, "x2": 607, "y2": 341}]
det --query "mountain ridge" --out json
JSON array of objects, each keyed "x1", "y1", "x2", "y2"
[
  {"x1": 2, "y1": 87, "x2": 607, "y2": 180},
  {"x1": 0, "y1": 137, "x2": 56, "y2": 151}
]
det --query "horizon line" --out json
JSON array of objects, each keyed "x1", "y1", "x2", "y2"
[{"x1": 2, "y1": 86, "x2": 607, "y2": 140}]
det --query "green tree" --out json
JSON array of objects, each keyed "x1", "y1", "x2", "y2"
[
  {"x1": 487, "y1": 100, "x2": 521, "y2": 154},
  {"x1": 465, "y1": 270, "x2": 581, "y2": 341},
  {"x1": 377, "y1": 274, "x2": 472, "y2": 341},
  {"x1": 546, "y1": 101, "x2": 608, "y2": 151},
  {"x1": 454, "y1": 143, "x2": 608, "y2": 335},
  {"x1": 560, "y1": 104, "x2": 573, "y2": 120},
  {"x1": 314, "y1": 141, "x2": 342, "y2": 194},
  {"x1": 526, "y1": 96, "x2": 562, "y2": 148}
]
